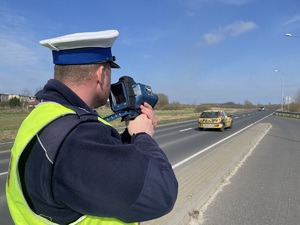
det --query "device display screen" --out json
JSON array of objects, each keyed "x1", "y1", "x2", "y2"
[{"x1": 110, "y1": 83, "x2": 126, "y2": 105}]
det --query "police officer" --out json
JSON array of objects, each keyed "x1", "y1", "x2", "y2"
[{"x1": 6, "y1": 30, "x2": 178, "y2": 225}]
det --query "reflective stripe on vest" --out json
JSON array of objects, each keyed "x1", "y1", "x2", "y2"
[{"x1": 6, "y1": 102, "x2": 137, "y2": 225}]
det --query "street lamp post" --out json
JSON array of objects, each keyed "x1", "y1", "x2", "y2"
[
  {"x1": 285, "y1": 33, "x2": 299, "y2": 111},
  {"x1": 285, "y1": 33, "x2": 300, "y2": 38},
  {"x1": 274, "y1": 70, "x2": 285, "y2": 111}
]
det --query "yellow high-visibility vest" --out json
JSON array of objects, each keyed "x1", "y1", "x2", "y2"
[{"x1": 6, "y1": 102, "x2": 137, "y2": 225}]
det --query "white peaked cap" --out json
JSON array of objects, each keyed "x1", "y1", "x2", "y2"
[
  {"x1": 40, "y1": 30, "x2": 119, "y2": 51},
  {"x1": 39, "y1": 30, "x2": 120, "y2": 68}
]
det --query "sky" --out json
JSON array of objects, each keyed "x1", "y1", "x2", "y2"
[{"x1": 0, "y1": 0, "x2": 300, "y2": 105}]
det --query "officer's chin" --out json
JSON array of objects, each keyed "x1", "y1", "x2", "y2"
[{"x1": 94, "y1": 97, "x2": 108, "y2": 109}]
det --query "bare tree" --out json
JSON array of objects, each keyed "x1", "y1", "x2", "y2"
[
  {"x1": 295, "y1": 89, "x2": 300, "y2": 105},
  {"x1": 294, "y1": 89, "x2": 300, "y2": 112},
  {"x1": 22, "y1": 88, "x2": 32, "y2": 97},
  {"x1": 35, "y1": 87, "x2": 43, "y2": 94},
  {"x1": 244, "y1": 100, "x2": 253, "y2": 107},
  {"x1": 156, "y1": 93, "x2": 169, "y2": 109}
]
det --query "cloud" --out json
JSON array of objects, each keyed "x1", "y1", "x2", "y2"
[
  {"x1": 182, "y1": 0, "x2": 254, "y2": 19},
  {"x1": 224, "y1": 20, "x2": 258, "y2": 36},
  {"x1": 219, "y1": 0, "x2": 253, "y2": 6},
  {"x1": 183, "y1": 0, "x2": 253, "y2": 7},
  {"x1": 120, "y1": 27, "x2": 164, "y2": 46},
  {"x1": 283, "y1": 15, "x2": 300, "y2": 25},
  {"x1": 0, "y1": 6, "x2": 52, "y2": 95},
  {"x1": 0, "y1": 7, "x2": 27, "y2": 27},
  {"x1": 203, "y1": 20, "x2": 258, "y2": 45},
  {"x1": 0, "y1": 36, "x2": 40, "y2": 67},
  {"x1": 203, "y1": 31, "x2": 226, "y2": 45},
  {"x1": 0, "y1": 7, "x2": 47, "y2": 69}
]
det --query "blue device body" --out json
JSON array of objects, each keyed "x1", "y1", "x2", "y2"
[{"x1": 103, "y1": 76, "x2": 158, "y2": 122}]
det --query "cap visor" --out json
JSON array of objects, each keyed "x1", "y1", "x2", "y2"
[{"x1": 110, "y1": 61, "x2": 120, "y2": 69}]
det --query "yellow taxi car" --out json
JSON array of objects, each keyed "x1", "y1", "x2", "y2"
[{"x1": 198, "y1": 110, "x2": 233, "y2": 131}]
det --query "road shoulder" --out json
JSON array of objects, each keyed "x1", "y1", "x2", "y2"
[{"x1": 142, "y1": 122, "x2": 272, "y2": 225}]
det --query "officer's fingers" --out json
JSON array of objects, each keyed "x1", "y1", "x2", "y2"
[
  {"x1": 126, "y1": 114, "x2": 154, "y2": 136},
  {"x1": 140, "y1": 103, "x2": 157, "y2": 127},
  {"x1": 140, "y1": 102, "x2": 154, "y2": 115},
  {"x1": 150, "y1": 114, "x2": 157, "y2": 128},
  {"x1": 142, "y1": 102, "x2": 153, "y2": 110},
  {"x1": 141, "y1": 109, "x2": 157, "y2": 128},
  {"x1": 136, "y1": 114, "x2": 154, "y2": 136}
]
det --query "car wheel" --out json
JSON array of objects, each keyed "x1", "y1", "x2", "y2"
[
  {"x1": 199, "y1": 128, "x2": 204, "y2": 131},
  {"x1": 229, "y1": 121, "x2": 233, "y2": 129}
]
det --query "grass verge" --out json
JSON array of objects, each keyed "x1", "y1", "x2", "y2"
[
  {"x1": 0, "y1": 106, "x2": 257, "y2": 144},
  {"x1": 0, "y1": 108, "x2": 199, "y2": 143}
]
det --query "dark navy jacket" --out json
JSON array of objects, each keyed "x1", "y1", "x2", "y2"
[{"x1": 19, "y1": 79, "x2": 178, "y2": 224}]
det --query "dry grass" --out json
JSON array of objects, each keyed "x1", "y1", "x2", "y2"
[
  {"x1": 0, "y1": 108, "x2": 198, "y2": 141},
  {"x1": 0, "y1": 110, "x2": 29, "y2": 141},
  {"x1": 0, "y1": 107, "x2": 250, "y2": 142},
  {"x1": 97, "y1": 108, "x2": 199, "y2": 129}
]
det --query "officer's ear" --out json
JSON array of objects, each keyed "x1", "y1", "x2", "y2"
[{"x1": 95, "y1": 64, "x2": 106, "y2": 85}]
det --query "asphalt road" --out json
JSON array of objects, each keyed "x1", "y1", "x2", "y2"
[
  {"x1": 0, "y1": 150, "x2": 12, "y2": 224},
  {"x1": 153, "y1": 109, "x2": 275, "y2": 168},
  {"x1": 0, "y1": 109, "x2": 280, "y2": 224},
  {"x1": 195, "y1": 115, "x2": 300, "y2": 225}
]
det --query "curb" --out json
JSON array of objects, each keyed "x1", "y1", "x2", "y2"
[{"x1": 142, "y1": 122, "x2": 272, "y2": 225}]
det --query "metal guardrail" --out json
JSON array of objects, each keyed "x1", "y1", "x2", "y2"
[{"x1": 274, "y1": 111, "x2": 300, "y2": 119}]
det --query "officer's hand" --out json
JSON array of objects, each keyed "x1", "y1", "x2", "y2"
[
  {"x1": 126, "y1": 114, "x2": 154, "y2": 137},
  {"x1": 140, "y1": 102, "x2": 157, "y2": 128}
]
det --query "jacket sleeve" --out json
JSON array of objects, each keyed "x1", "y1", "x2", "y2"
[{"x1": 52, "y1": 121, "x2": 178, "y2": 223}]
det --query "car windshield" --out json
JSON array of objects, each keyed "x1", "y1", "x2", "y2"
[{"x1": 201, "y1": 112, "x2": 219, "y2": 118}]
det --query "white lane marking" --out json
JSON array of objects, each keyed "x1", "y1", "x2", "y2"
[
  {"x1": 0, "y1": 150, "x2": 10, "y2": 176},
  {"x1": 0, "y1": 112, "x2": 274, "y2": 176},
  {"x1": 172, "y1": 112, "x2": 273, "y2": 169},
  {"x1": 179, "y1": 128, "x2": 193, "y2": 132},
  {"x1": 0, "y1": 150, "x2": 11, "y2": 154}
]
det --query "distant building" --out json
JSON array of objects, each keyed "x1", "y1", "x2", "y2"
[
  {"x1": 27, "y1": 100, "x2": 40, "y2": 108},
  {"x1": 0, "y1": 93, "x2": 38, "y2": 107},
  {"x1": 0, "y1": 93, "x2": 9, "y2": 102},
  {"x1": 7, "y1": 94, "x2": 36, "y2": 102}
]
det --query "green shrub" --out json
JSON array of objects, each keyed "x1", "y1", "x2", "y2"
[
  {"x1": 194, "y1": 104, "x2": 209, "y2": 113},
  {"x1": 160, "y1": 102, "x2": 181, "y2": 110},
  {"x1": 9, "y1": 97, "x2": 21, "y2": 108}
]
